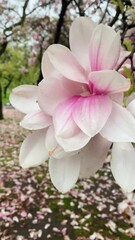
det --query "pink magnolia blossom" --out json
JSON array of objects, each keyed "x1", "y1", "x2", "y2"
[
  {"x1": 40, "y1": 17, "x2": 135, "y2": 149},
  {"x1": 10, "y1": 17, "x2": 135, "y2": 193},
  {"x1": 10, "y1": 85, "x2": 110, "y2": 193}
]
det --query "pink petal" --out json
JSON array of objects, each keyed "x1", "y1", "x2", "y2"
[
  {"x1": 100, "y1": 102, "x2": 135, "y2": 142},
  {"x1": 79, "y1": 134, "x2": 111, "y2": 178},
  {"x1": 70, "y1": 17, "x2": 96, "y2": 71},
  {"x1": 38, "y1": 78, "x2": 83, "y2": 116},
  {"x1": 89, "y1": 24, "x2": 120, "y2": 71},
  {"x1": 10, "y1": 85, "x2": 39, "y2": 114},
  {"x1": 47, "y1": 44, "x2": 87, "y2": 83},
  {"x1": 110, "y1": 92, "x2": 124, "y2": 105},
  {"x1": 53, "y1": 97, "x2": 78, "y2": 138},
  {"x1": 73, "y1": 95, "x2": 112, "y2": 137},
  {"x1": 111, "y1": 142, "x2": 135, "y2": 192},
  {"x1": 49, "y1": 155, "x2": 80, "y2": 193},
  {"x1": 20, "y1": 110, "x2": 52, "y2": 130},
  {"x1": 20, "y1": 130, "x2": 48, "y2": 168},
  {"x1": 89, "y1": 70, "x2": 130, "y2": 94}
]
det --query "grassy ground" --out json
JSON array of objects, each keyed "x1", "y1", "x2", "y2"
[{"x1": 0, "y1": 107, "x2": 135, "y2": 240}]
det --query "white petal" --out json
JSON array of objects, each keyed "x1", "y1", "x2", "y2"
[
  {"x1": 10, "y1": 85, "x2": 39, "y2": 114},
  {"x1": 127, "y1": 98, "x2": 135, "y2": 118},
  {"x1": 45, "y1": 126, "x2": 76, "y2": 158},
  {"x1": 89, "y1": 24, "x2": 120, "y2": 71},
  {"x1": 49, "y1": 156, "x2": 80, "y2": 193},
  {"x1": 42, "y1": 50, "x2": 62, "y2": 79},
  {"x1": 47, "y1": 44, "x2": 87, "y2": 83},
  {"x1": 20, "y1": 110, "x2": 52, "y2": 130},
  {"x1": 73, "y1": 95, "x2": 112, "y2": 137},
  {"x1": 101, "y1": 102, "x2": 135, "y2": 142},
  {"x1": 56, "y1": 130, "x2": 91, "y2": 152},
  {"x1": 70, "y1": 17, "x2": 96, "y2": 70},
  {"x1": 20, "y1": 130, "x2": 48, "y2": 168},
  {"x1": 79, "y1": 134, "x2": 111, "y2": 178},
  {"x1": 111, "y1": 142, "x2": 135, "y2": 192}
]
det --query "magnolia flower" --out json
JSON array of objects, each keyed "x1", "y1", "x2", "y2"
[
  {"x1": 39, "y1": 17, "x2": 135, "y2": 153},
  {"x1": 111, "y1": 96, "x2": 135, "y2": 193},
  {"x1": 10, "y1": 85, "x2": 111, "y2": 193},
  {"x1": 10, "y1": 17, "x2": 135, "y2": 193}
]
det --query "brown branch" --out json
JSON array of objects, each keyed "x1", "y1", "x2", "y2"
[
  {"x1": 116, "y1": 47, "x2": 135, "y2": 71},
  {"x1": 109, "y1": 6, "x2": 121, "y2": 27}
]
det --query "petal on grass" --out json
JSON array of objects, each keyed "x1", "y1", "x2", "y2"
[
  {"x1": 89, "y1": 24, "x2": 120, "y2": 71},
  {"x1": 89, "y1": 70, "x2": 130, "y2": 94},
  {"x1": 79, "y1": 134, "x2": 111, "y2": 178},
  {"x1": 49, "y1": 155, "x2": 80, "y2": 193},
  {"x1": 20, "y1": 130, "x2": 48, "y2": 168},
  {"x1": 111, "y1": 142, "x2": 135, "y2": 192},
  {"x1": 47, "y1": 44, "x2": 87, "y2": 83},
  {"x1": 70, "y1": 17, "x2": 96, "y2": 70},
  {"x1": 10, "y1": 85, "x2": 39, "y2": 114},
  {"x1": 20, "y1": 110, "x2": 52, "y2": 130},
  {"x1": 73, "y1": 95, "x2": 112, "y2": 137},
  {"x1": 101, "y1": 102, "x2": 135, "y2": 142}
]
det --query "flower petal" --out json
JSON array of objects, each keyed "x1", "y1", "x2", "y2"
[
  {"x1": 38, "y1": 78, "x2": 83, "y2": 116},
  {"x1": 20, "y1": 130, "x2": 48, "y2": 168},
  {"x1": 89, "y1": 24, "x2": 120, "y2": 71},
  {"x1": 10, "y1": 85, "x2": 39, "y2": 114},
  {"x1": 111, "y1": 142, "x2": 135, "y2": 192},
  {"x1": 42, "y1": 50, "x2": 62, "y2": 79},
  {"x1": 100, "y1": 102, "x2": 135, "y2": 142},
  {"x1": 89, "y1": 70, "x2": 130, "y2": 94},
  {"x1": 73, "y1": 95, "x2": 112, "y2": 137},
  {"x1": 49, "y1": 155, "x2": 80, "y2": 193},
  {"x1": 47, "y1": 44, "x2": 87, "y2": 83},
  {"x1": 53, "y1": 97, "x2": 78, "y2": 138},
  {"x1": 127, "y1": 98, "x2": 135, "y2": 118},
  {"x1": 20, "y1": 110, "x2": 52, "y2": 130},
  {"x1": 70, "y1": 17, "x2": 96, "y2": 70},
  {"x1": 79, "y1": 134, "x2": 111, "y2": 178},
  {"x1": 45, "y1": 126, "x2": 76, "y2": 158},
  {"x1": 56, "y1": 129, "x2": 91, "y2": 152}
]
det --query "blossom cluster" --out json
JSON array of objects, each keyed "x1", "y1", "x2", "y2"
[{"x1": 10, "y1": 17, "x2": 135, "y2": 193}]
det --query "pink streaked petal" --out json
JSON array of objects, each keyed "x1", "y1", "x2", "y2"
[
  {"x1": 89, "y1": 24, "x2": 120, "y2": 71},
  {"x1": 20, "y1": 110, "x2": 52, "y2": 130},
  {"x1": 53, "y1": 97, "x2": 79, "y2": 138},
  {"x1": 38, "y1": 78, "x2": 84, "y2": 116},
  {"x1": 79, "y1": 134, "x2": 111, "y2": 178},
  {"x1": 10, "y1": 85, "x2": 39, "y2": 114},
  {"x1": 45, "y1": 126, "x2": 76, "y2": 159},
  {"x1": 127, "y1": 98, "x2": 135, "y2": 118},
  {"x1": 111, "y1": 142, "x2": 135, "y2": 192},
  {"x1": 42, "y1": 50, "x2": 62, "y2": 79},
  {"x1": 70, "y1": 17, "x2": 96, "y2": 71},
  {"x1": 49, "y1": 155, "x2": 80, "y2": 193},
  {"x1": 100, "y1": 102, "x2": 135, "y2": 142},
  {"x1": 56, "y1": 129, "x2": 91, "y2": 152},
  {"x1": 89, "y1": 70, "x2": 130, "y2": 94},
  {"x1": 47, "y1": 44, "x2": 87, "y2": 83},
  {"x1": 73, "y1": 95, "x2": 112, "y2": 137},
  {"x1": 20, "y1": 130, "x2": 48, "y2": 168}
]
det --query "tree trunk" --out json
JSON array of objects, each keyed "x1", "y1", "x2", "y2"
[{"x1": 0, "y1": 83, "x2": 3, "y2": 120}]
